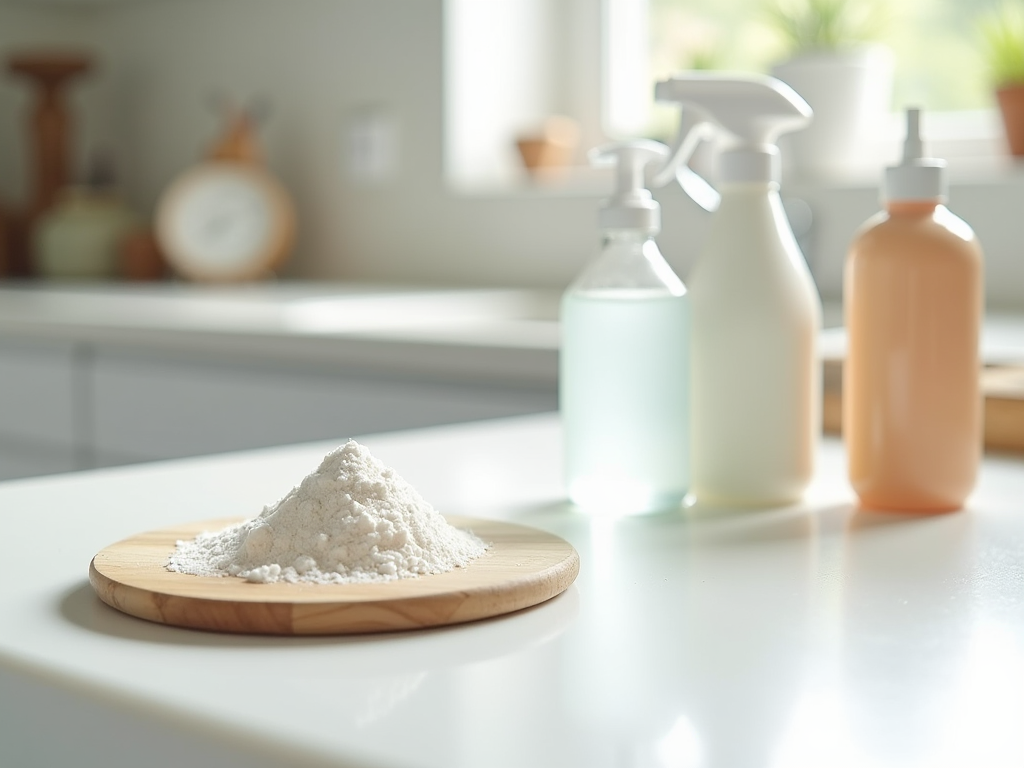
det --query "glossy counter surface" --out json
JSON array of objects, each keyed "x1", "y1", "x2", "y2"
[
  {"x1": 0, "y1": 282, "x2": 561, "y2": 385},
  {"x1": 2, "y1": 414, "x2": 1024, "y2": 767}
]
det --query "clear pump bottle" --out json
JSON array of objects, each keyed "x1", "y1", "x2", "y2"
[
  {"x1": 561, "y1": 140, "x2": 690, "y2": 514},
  {"x1": 845, "y1": 108, "x2": 983, "y2": 511}
]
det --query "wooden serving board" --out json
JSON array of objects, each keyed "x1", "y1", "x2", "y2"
[{"x1": 89, "y1": 516, "x2": 579, "y2": 636}]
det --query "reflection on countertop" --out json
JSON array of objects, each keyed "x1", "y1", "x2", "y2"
[{"x1": 0, "y1": 280, "x2": 563, "y2": 350}]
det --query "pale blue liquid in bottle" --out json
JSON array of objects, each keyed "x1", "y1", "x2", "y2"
[{"x1": 560, "y1": 231, "x2": 690, "y2": 514}]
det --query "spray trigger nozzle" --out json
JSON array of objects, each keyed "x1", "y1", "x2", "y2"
[
  {"x1": 648, "y1": 111, "x2": 720, "y2": 212},
  {"x1": 653, "y1": 72, "x2": 812, "y2": 203}
]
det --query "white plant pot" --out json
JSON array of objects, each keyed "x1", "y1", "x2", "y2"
[{"x1": 771, "y1": 45, "x2": 894, "y2": 180}]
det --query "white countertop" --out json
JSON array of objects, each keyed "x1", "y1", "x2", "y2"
[
  {"x1": 4, "y1": 282, "x2": 1024, "y2": 375},
  {"x1": 3, "y1": 413, "x2": 1024, "y2": 767},
  {"x1": 0, "y1": 281, "x2": 562, "y2": 386}
]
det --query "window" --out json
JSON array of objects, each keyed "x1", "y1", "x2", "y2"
[
  {"x1": 637, "y1": 0, "x2": 1008, "y2": 164},
  {"x1": 445, "y1": 0, "x2": 605, "y2": 189},
  {"x1": 445, "y1": 0, "x2": 1012, "y2": 189},
  {"x1": 646, "y1": 0, "x2": 998, "y2": 111}
]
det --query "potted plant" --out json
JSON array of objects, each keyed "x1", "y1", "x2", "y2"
[
  {"x1": 766, "y1": 0, "x2": 892, "y2": 179},
  {"x1": 979, "y1": 1, "x2": 1024, "y2": 156}
]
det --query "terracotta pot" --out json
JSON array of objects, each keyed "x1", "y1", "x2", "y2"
[
  {"x1": 515, "y1": 115, "x2": 579, "y2": 177},
  {"x1": 516, "y1": 138, "x2": 574, "y2": 172},
  {"x1": 996, "y1": 84, "x2": 1024, "y2": 156}
]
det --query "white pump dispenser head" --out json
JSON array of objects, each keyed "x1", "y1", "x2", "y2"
[
  {"x1": 884, "y1": 108, "x2": 947, "y2": 202},
  {"x1": 654, "y1": 73, "x2": 812, "y2": 185},
  {"x1": 589, "y1": 139, "x2": 669, "y2": 233}
]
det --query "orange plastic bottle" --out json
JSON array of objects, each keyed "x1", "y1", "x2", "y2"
[{"x1": 844, "y1": 108, "x2": 983, "y2": 512}]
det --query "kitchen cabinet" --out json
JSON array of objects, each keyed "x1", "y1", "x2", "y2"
[
  {"x1": 0, "y1": 439, "x2": 78, "y2": 481},
  {"x1": 0, "y1": 338, "x2": 80, "y2": 447},
  {"x1": 0, "y1": 338, "x2": 84, "y2": 479},
  {"x1": 0, "y1": 284, "x2": 560, "y2": 479},
  {"x1": 89, "y1": 348, "x2": 555, "y2": 466}
]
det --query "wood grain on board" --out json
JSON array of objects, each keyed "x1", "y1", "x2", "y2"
[{"x1": 90, "y1": 516, "x2": 579, "y2": 636}]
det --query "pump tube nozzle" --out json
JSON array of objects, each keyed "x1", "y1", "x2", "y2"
[
  {"x1": 589, "y1": 140, "x2": 669, "y2": 233},
  {"x1": 884, "y1": 107, "x2": 946, "y2": 202}
]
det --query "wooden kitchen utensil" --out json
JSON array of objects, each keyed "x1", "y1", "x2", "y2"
[
  {"x1": 90, "y1": 516, "x2": 579, "y2": 635},
  {"x1": 0, "y1": 206, "x2": 7, "y2": 275},
  {"x1": 6, "y1": 52, "x2": 93, "y2": 276}
]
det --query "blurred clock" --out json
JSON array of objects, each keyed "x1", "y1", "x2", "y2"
[{"x1": 156, "y1": 109, "x2": 295, "y2": 282}]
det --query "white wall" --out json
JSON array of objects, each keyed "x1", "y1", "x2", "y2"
[
  {"x1": 2, "y1": 0, "x2": 613, "y2": 288},
  {"x1": 1, "y1": 0, "x2": 1023, "y2": 310}
]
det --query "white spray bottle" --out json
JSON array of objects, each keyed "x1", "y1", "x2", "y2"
[
  {"x1": 561, "y1": 140, "x2": 690, "y2": 514},
  {"x1": 655, "y1": 73, "x2": 821, "y2": 506}
]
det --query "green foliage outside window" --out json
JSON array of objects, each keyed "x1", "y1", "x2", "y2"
[
  {"x1": 648, "y1": 0, "x2": 1016, "y2": 115},
  {"x1": 978, "y1": 1, "x2": 1024, "y2": 87},
  {"x1": 764, "y1": 0, "x2": 885, "y2": 55}
]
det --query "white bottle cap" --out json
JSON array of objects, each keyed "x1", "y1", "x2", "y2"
[
  {"x1": 718, "y1": 146, "x2": 781, "y2": 184},
  {"x1": 589, "y1": 140, "x2": 669, "y2": 233},
  {"x1": 884, "y1": 108, "x2": 947, "y2": 202}
]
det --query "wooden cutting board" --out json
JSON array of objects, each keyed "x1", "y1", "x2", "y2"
[{"x1": 89, "y1": 516, "x2": 579, "y2": 636}]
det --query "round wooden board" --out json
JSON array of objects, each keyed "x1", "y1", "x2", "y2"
[{"x1": 89, "y1": 516, "x2": 579, "y2": 636}]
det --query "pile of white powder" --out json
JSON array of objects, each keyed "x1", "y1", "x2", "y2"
[{"x1": 167, "y1": 440, "x2": 487, "y2": 584}]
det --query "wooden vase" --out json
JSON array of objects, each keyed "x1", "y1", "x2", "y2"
[{"x1": 6, "y1": 52, "x2": 93, "y2": 276}]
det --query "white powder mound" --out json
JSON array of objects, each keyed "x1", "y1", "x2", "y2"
[{"x1": 167, "y1": 440, "x2": 487, "y2": 584}]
